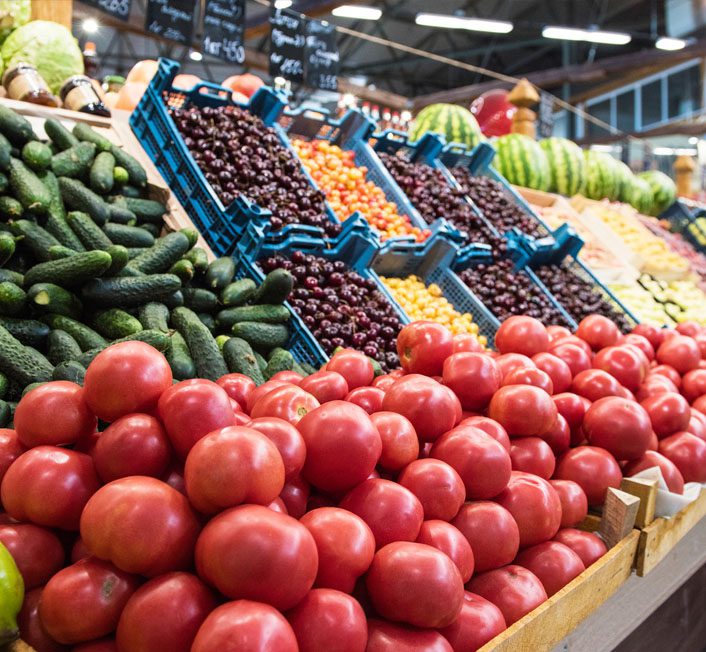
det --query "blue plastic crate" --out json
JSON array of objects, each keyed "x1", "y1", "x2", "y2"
[
  {"x1": 439, "y1": 141, "x2": 557, "y2": 240},
  {"x1": 660, "y1": 201, "x2": 706, "y2": 253},
  {"x1": 371, "y1": 231, "x2": 499, "y2": 344}
]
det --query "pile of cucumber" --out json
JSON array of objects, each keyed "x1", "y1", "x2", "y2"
[{"x1": 0, "y1": 104, "x2": 309, "y2": 426}]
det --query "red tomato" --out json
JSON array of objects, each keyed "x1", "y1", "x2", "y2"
[
  {"x1": 245, "y1": 380, "x2": 292, "y2": 414},
  {"x1": 366, "y1": 619, "x2": 453, "y2": 652},
  {"x1": 539, "y1": 414, "x2": 570, "y2": 455},
  {"x1": 73, "y1": 639, "x2": 116, "y2": 651},
  {"x1": 547, "y1": 325, "x2": 572, "y2": 342},
  {"x1": 71, "y1": 536, "x2": 91, "y2": 563},
  {"x1": 502, "y1": 367, "x2": 554, "y2": 394},
  {"x1": 1, "y1": 446, "x2": 99, "y2": 530},
  {"x1": 681, "y1": 369, "x2": 706, "y2": 403},
  {"x1": 431, "y1": 426, "x2": 512, "y2": 499},
  {"x1": 552, "y1": 393, "x2": 590, "y2": 443},
  {"x1": 451, "y1": 502, "x2": 519, "y2": 572},
  {"x1": 279, "y1": 475, "x2": 310, "y2": 519},
  {"x1": 467, "y1": 565, "x2": 547, "y2": 625},
  {"x1": 554, "y1": 447, "x2": 622, "y2": 506},
  {"x1": 184, "y1": 426, "x2": 285, "y2": 514},
  {"x1": 366, "y1": 541, "x2": 464, "y2": 628},
  {"x1": 548, "y1": 480, "x2": 588, "y2": 527},
  {"x1": 636, "y1": 375, "x2": 679, "y2": 401},
  {"x1": 192, "y1": 601, "x2": 298, "y2": 652},
  {"x1": 326, "y1": 349, "x2": 375, "y2": 390},
  {"x1": 270, "y1": 370, "x2": 304, "y2": 385},
  {"x1": 340, "y1": 479, "x2": 424, "y2": 549},
  {"x1": 495, "y1": 471, "x2": 561, "y2": 548},
  {"x1": 249, "y1": 384, "x2": 320, "y2": 425},
  {"x1": 0, "y1": 523, "x2": 64, "y2": 589},
  {"x1": 247, "y1": 416, "x2": 306, "y2": 481},
  {"x1": 553, "y1": 528, "x2": 607, "y2": 567},
  {"x1": 216, "y1": 373, "x2": 256, "y2": 410},
  {"x1": 268, "y1": 497, "x2": 287, "y2": 513},
  {"x1": 442, "y1": 353, "x2": 501, "y2": 410},
  {"x1": 694, "y1": 332, "x2": 706, "y2": 358},
  {"x1": 571, "y1": 369, "x2": 621, "y2": 402},
  {"x1": 297, "y1": 401, "x2": 381, "y2": 492},
  {"x1": 195, "y1": 504, "x2": 317, "y2": 609},
  {"x1": 80, "y1": 476, "x2": 200, "y2": 576},
  {"x1": 116, "y1": 572, "x2": 215, "y2": 652},
  {"x1": 383, "y1": 375, "x2": 461, "y2": 442},
  {"x1": 656, "y1": 335, "x2": 701, "y2": 374},
  {"x1": 488, "y1": 385, "x2": 557, "y2": 437},
  {"x1": 650, "y1": 364, "x2": 682, "y2": 387},
  {"x1": 640, "y1": 392, "x2": 691, "y2": 438},
  {"x1": 677, "y1": 321, "x2": 703, "y2": 337},
  {"x1": 287, "y1": 589, "x2": 367, "y2": 652},
  {"x1": 510, "y1": 437, "x2": 555, "y2": 479},
  {"x1": 299, "y1": 370, "x2": 349, "y2": 403},
  {"x1": 18, "y1": 588, "x2": 68, "y2": 652},
  {"x1": 515, "y1": 541, "x2": 584, "y2": 597},
  {"x1": 0, "y1": 428, "x2": 24, "y2": 486},
  {"x1": 397, "y1": 321, "x2": 454, "y2": 376},
  {"x1": 458, "y1": 416, "x2": 511, "y2": 452},
  {"x1": 452, "y1": 333, "x2": 484, "y2": 353},
  {"x1": 631, "y1": 323, "x2": 664, "y2": 349},
  {"x1": 694, "y1": 394, "x2": 706, "y2": 416},
  {"x1": 15, "y1": 382, "x2": 96, "y2": 448},
  {"x1": 583, "y1": 397, "x2": 652, "y2": 461},
  {"x1": 158, "y1": 380, "x2": 236, "y2": 459},
  {"x1": 658, "y1": 432, "x2": 706, "y2": 483},
  {"x1": 495, "y1": 316, "x2": 549, "y2": 356},
  {"x1": 371, "y1": 374, "x2": 397, "y2": 391},
  {"x1": 531, "y1": 353, "x2": 572, "y2": 394},
  {"x1": 92, "y1": 413, "x2": 170, "y2": 483},
  {"x1": 495, "y1": 353, "x2": 536, "y2": 379},
  {"x1": 688, "y1": 409, "x2": 706, "y2": 440},
  {"x1": 416, "y1": 520, "x2": 474, "y2": 582},
  {"x1": 438, "y1": 591, "x2": 507, "y2": 652},
  {"x1": 547, "y1": 342, "x2": 591, "y2": 377},
  {"x1": 371, "y1": 412, "x2": 419, "y2": 471},
  {"x1": 84, "y1": 342, "x2": 172, "y2": 422},
  {"x1": 623, "y1": 450, "x2": 685, "y2": 494},
  {"x1": 593, "y1": 345, "x2": 648, "y2": 391},
  {"x1": 39, "y1": 558, "x2": 139, "y2": 644},
  {"x1": 346, "y1": 386, "x2": 384, "y2": 414},
  {"x1": 398, "y1": 459, "x2": 465, "y2": 521},
  {"x1": 575, "y1": 315, "x2": 619, "y2": 351},
  {"x1": 618, "y1": 334, "x2": 655, "y2": 361}
]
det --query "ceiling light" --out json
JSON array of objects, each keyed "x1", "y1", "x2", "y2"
[
  {"x1": 675, "y1": 148, "x2": 698, "y2": 156},
  {"x1": 189, "y1": 50, "x2": 203, "y2": 61},
  {"x1": 82, "y1": 18, "x2": 99, "y2": 33},
  {"x1": 590, "y1": 144, "x2": 617, "y2": 152},
  {"x1": 542, "y1": 25, "x2": 631, "y2": 45},
  {"x1": 274, "y1": 0, "x2": 293, "y2": 8},
  {"x1": 656, "y1": 36, "x2": 687, "y2": 51},
  {"x1": 689, "y1": 136, "x2": 699, "y2": 144},
  {"x1": 332, "y1": 5, "x2": 381, "y2": 20},
  {"x1": 416, "y1": 13, "x2": 513, "y2": 34}
]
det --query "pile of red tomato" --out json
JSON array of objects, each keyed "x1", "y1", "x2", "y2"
[{"x1": 2, "y1": 313, "x2": 706, "y2": 652}]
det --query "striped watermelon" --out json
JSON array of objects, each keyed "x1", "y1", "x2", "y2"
[
  {"x1": 638, "y1": 170, "x2": 676, "y2": 215},
  {"x1": 582, "y1": 150, "x2": 618, "y2": 201},
  {"x1": 410, "y1": 103, "x2": 484, "y2": 150},
  {"x1": 539, "y1": 137, "x2": 586, "y2": 196},
  {"x1": 614, "y1": 160, "x2": 635, "y2": 203},
  {"x1": 624, "y1": 176, "x2": 654, "y2": 215},
  {"x1": 493, "y1": 133, "x2": 550, "y2": 191}
]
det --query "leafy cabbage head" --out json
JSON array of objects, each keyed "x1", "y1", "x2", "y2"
[{"x1": 0, "y1": 0, "x2": 31, "y2": 43}]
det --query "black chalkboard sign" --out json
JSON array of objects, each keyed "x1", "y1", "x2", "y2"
[
  {"x1": 145, "y1": 0, "x2": 196, "y2": 44},
  {"x1": 269, "y1": 7, "x2": 306, "y2": 84},
  {"x1": 202, "y1": 0, "x2": 246, "y2": 64},
  {"x1": 305, "y1": 19, "x2": 339, "y2": 91},
  {"x1": 538, "y1": 93, "x2": 555, "y2": 139},
  {"x1": 81, "y1": 0, "x2": 132, "y2": 21}
]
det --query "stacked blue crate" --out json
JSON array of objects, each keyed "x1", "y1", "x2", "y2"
[{"x1": 660, "y1": 201, "x2": 706, "y2": 253}]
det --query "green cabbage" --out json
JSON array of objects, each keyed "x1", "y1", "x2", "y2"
[
  {"x1": 0, "y1": 0, "x2": 30, "y2": 43},
  {"x1": 1, "y1": 20, "x2": 84, "y2": 94}
]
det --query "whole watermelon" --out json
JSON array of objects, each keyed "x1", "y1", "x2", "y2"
[
  {"x1": 624, "y1": 176, "x2": 654, "y2": 215},
  {"x1": 493, "y1": 133, "x2": 550, "y2": 191},
  {"x1": 410, "y1": 103, "x2": 484, "y2": 150},
  {"x1": 613, "y1": 159, "x2": 635, "y2": 203},
  {"x1": 638, "y1": 170, "x2": 676, "y2": 215},
  {"x1": 582, "y1": 150, "x2": 618, "y2": 201},
  {"x1": 539, "y1": 137, "x2": 586, "y2": 196}
]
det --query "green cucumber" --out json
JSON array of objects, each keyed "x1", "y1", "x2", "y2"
[
  {"x1": 264, "y1": 348, "x2": 294, "y2": 380},
  {"x1": 126, "y1": 247, "x2": 147, "y2": 260},
  {"x1": 254, "y1": 351, "x2": 268, "y2": 371},
  {"x1": 170, "y1": 307, "x2": 228, "y2": 381},
  {"x1": 231, "y1": 322, "x2": 289, "y2": 351},
  {"x1": 0, "y1": 196, "x2": 23, "y2": 220},
  {"x1": 103, "y1": 223, "x2": 155, "y2": 248},
  {"x1": 94, "y1": 308, "x2": 143, "y2": 339},
  {"x1": 0, "y1": 316, "x2": 49, "y2": 347},
  {"x1": 119, "y1": 185, "x2": 143, "y2": 199},
  {"x1": 139, "y1": 222, "x2": 161, "y2": 238},
  {"x1": 107, "y1": 203, "x2": 137, "y2": 225},
  {"x1": 78, "y1": 330, "x2": 170, "y2": 367},
  {"x1": 110, "y1": 145, "x2": 147, "y2": 188},
  {"x1": 183, "y1": 288, "x2": 217, "y2": 313},
  {"x1": 73, "y1": 123, "x2": 113, "y2": 152},
  {"x1": 46, "y1": 329, "x2": 82, "y2": 364},
  {"x1": 138, "y1": 302, "x2": 170, "y2": 332},
  {"x1": 113, "y1": 166, "x2": 129, "y2": 186},
  {"x1": 0, "y1": 371, "x2": 7, "y2": 399},
  {"x1": 44, "y1": 119, "x2": 79, "y2": 151},
  {"x1": 105, "y1": 244, "x2": 129, "y2": 276},
  {"x1": 0, "y1": 171, "x2": 7, "y2": 193},
  {"x1": 300, "y1": 362, "x2": 318, "y2": 375},
  {"x1": 217, "y1": 304, "x2": 290, "y2": 328},
  {"x1": 169, "y1": 258, "x2": 194, "y2": 283},
  {"x1": 67, "y1": 211, "x2": 113, "y2": 250},
  {"x1": 197, "y1": 312, "x2": 216, "y2": 333},
  {"x1": 90, "y1": 151, "x2": 115, "y2": 194},
  {"x1": 9, "y1": 220, "x2": 61, "y2": 261},
  {"x1": 0, "y1": 269, "x2": 23, "y2": 285},
  {"x1": 184, "y1": 246, "x2": 209, "y2": 273},
  {"x1": 52, "y1": 360, "x2": 86, "y2": 385},
  {"x1": 42, "y1": 314, "x2": 107, "y2": 351},
  {"x1": 28, "y1": 283, "x2": 83, "y2": 319},
  {"x1": 205, "y1": 257, "x2": 235, "y2": 292},
  {"x1": 292, "y1": 360, "x2": 308, "y2": 377},
  {"x1": 115, "y1": 197, "x2": 166, "y2": 224},
  {"x1": 22, "y1": 382, "x2": 47, "y2": 397},
  {"x1": 40, "y1": 170, "x2": 86, "y2": 252},
  {"x1": 0, "y1": 324, "x2": 53, "y2": 385},
  {"x1": 22, "y1": 141, "x2": 52, "y2": 172},
  {"x1": 127, "y1": 231, "x2": 190, "y2": 274},
  {"x1": 0, "y1": 133, "x2": 11, "y2": 170},
  {"x1": 216, "y1": 334, "x2": 230, "y2": 350},
  {"x1": 0, "y1": 232, "x2": 15, "y2": 266},
  {"x1": 166, "y1": 331, "x2": 195, "y2": 380},
  {"x1": 0, "y1": 106, "x2": 36, "y2": 146},
  {"x1": 180, "y1": 228, "x2": 198, "y2": 248},
  {"x1": 51, "y1": 141, "x2": 97, "y2": 178},
  {"x1": 0, "y1": 399, "x2": 11, "y2": 427},
  {"x1": 0, "y1": 282, "x2": 25, "y2": 316},
  {"x1": 8, "y1": 158, "x2": 51, "y2": 215},
  {"x1": 81, "y1": 273, "x2": 182, "y2": 307},
  {"x1": 48, "y1": 245, "x2": 76, "y2": 260},
  {"x1": 24, "y1": 249, "x2": 113, "y2": 287},
  {"x1": 163, "y1": 290, "x2": 184, "y2": 309},
  {"x1": 254, "y1": 268, "x2": 294, "y2": 304},
  {"x1": 222, "y1": 337, "x2": 265, "y2": 385},
  {"x1": 58, "y1": 177, "x2": 110, "y2": 225}
]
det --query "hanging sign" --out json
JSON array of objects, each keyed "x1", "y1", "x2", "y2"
[
  {"x1": 81, "y1": 0, "x2": 132, "y2": 21},
  {"x1": 269, "y1": 6, "x2": 306, "y2": 84},
  {"x1": 202, "y1": 0, "x2": 246, "y2": 64},
  {"x1": 145, "y1": 0, "x2": 196, "y2": 44},
  {"x1": 538, "y1": 93, "x2": 555, "y2": 139},
  {"x1": 305, "y1": 19, "x2": 339, "y2": 91}
]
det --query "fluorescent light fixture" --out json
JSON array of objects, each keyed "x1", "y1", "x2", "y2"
[
  {"x1": 274, "y1": 0, "x2": 293, "y2": 8},
  {"x1": 689, "y1": 136, "x2": 699, "y2": 144},
  {"x1": 653, "y1": 147, "x2": 697, "y2": 156},
  {"x1": 332, "y1": 5, "x2": 381, "y2": 20},
  {"x1": 543, "y1": 25, "x2": 631, "y2": 45},
  {"x1": 590, "y1": 144, "x2": 617, "y2": 152},
  {"x1": 189, "y1": 50, "x2": 203, "y2": 61},
  {"x1": 416, "y1": 13, "x2": 513, "y2": 34},
  {"x1": 656, "y1": 36, "x2": 687, "y2": 50},
  {"x1": 82, "y1": 18, "x2": 99, "y2": 33},
  {"x1": 676, "y1": 148, "x2": 698, "y2": 155}
]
